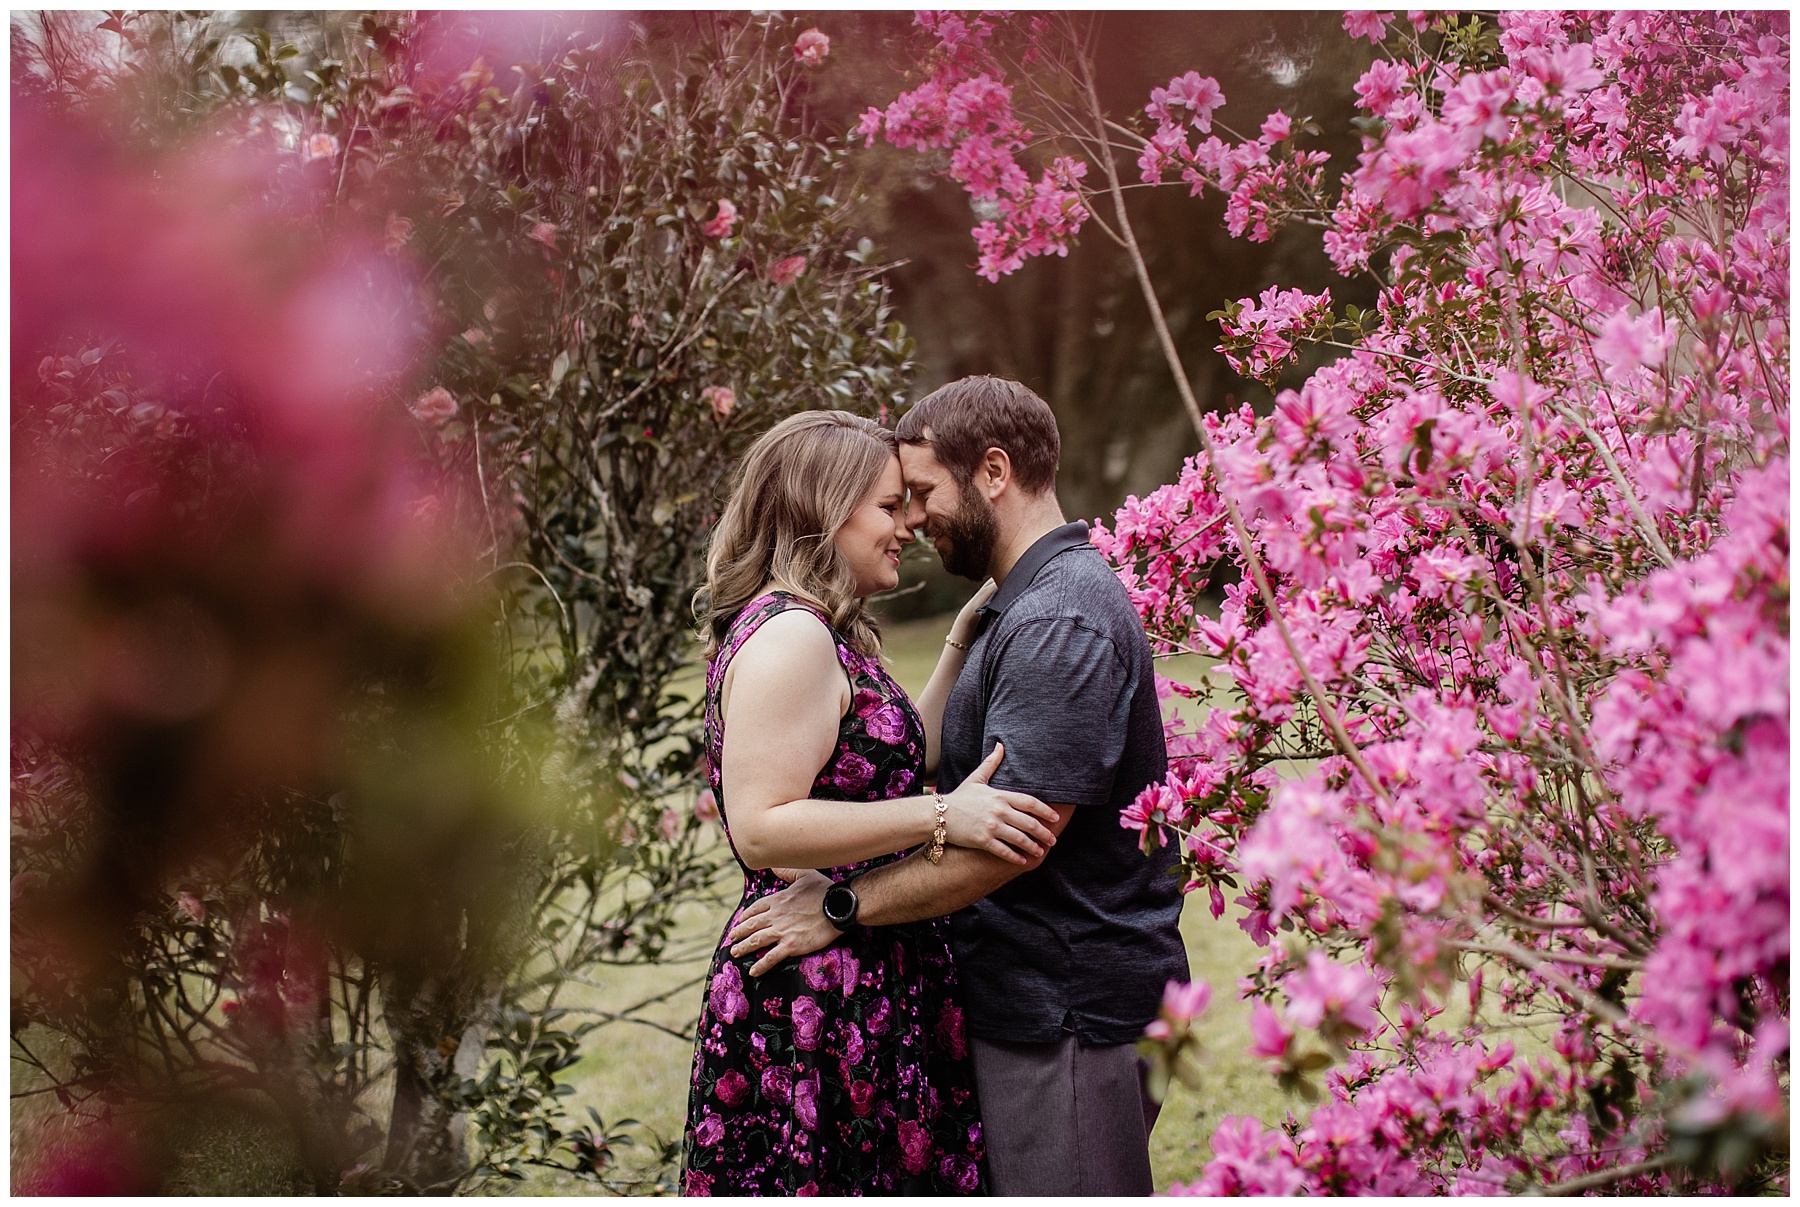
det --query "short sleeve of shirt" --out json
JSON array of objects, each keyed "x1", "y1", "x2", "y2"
[{"x1": 980, "y1": 617, "x2": 1129, "y2": 806}]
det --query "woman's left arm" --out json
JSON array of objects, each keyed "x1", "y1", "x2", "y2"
[{"x1": 915, "y1": 578, "x2": 995, "y2": 778}]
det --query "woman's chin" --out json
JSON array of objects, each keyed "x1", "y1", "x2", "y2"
[{"x1": 859, "y1": 573, "x2": 900, "y2": 599}]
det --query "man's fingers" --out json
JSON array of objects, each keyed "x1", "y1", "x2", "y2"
[
  {"x1": 727, "y1": 906, "x2": 770, "y2": 942},
  {"x1": 728, "y1": 922, "x2": 777, "y2": 956},
  {"x1": 749, "y1": 943, "x2": 788, "y2": 977}
]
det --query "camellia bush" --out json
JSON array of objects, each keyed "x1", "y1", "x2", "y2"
[{"x1": 867, "y1": 10, "x2": 1787, "y2": 1194}]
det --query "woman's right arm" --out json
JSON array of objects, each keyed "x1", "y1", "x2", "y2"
[{"x1": 719, "y1": 609, "x2": 1057, "y2": 871}]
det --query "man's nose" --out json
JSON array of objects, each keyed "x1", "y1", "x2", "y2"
[{"x1": 904, "y1": 497, "x2": 928, "y2": 530}]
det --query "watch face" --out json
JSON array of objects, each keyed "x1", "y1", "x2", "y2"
[{"x1": 824, "y1": 884, "x2": 856, "y2": 926}]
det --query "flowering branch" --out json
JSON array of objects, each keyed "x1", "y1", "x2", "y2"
[{"x1": 875, "y1": 10, "x2": 1787, "y2": 1194}]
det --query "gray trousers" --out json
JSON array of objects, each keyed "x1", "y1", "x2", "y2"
[{"x1": 971, "y1": 1034, "x2": 1161, "y2": 1196}]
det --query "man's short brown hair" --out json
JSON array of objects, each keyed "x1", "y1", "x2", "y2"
[{"x1": 894, "y1": 375, "x2": 1060, "y2": 495}]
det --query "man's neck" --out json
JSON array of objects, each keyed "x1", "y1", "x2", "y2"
[{"x1": 989, "y1": 495, "x2": 1069, "y2": 586}]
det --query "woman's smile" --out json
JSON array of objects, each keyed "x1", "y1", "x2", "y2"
[{"x1": 834, "y1": 455, "x2": 912, "y2": 597}]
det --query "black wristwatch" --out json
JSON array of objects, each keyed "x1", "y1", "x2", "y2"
[{"x1": 822, "y1": 879, "x2": 860, "y2": 931}]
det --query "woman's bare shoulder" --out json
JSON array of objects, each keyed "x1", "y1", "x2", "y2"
[
  {"x1": 727, "y1": 605, "x2": 840, "y2": 685},
  {"x1": 721, "y1": 604, "x2": 847, "y2": 728}
]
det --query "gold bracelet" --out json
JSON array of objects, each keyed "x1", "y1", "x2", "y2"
[
  {"x1": 926, "y1": 793, "x2": 948, "y2": 864},
  {"x1": 944, "y1": 636, "x2": 971, "y2": 652}
]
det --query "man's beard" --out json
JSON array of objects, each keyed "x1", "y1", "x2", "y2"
[{"x1": 931, "y1": 478, "x2": 1000, "y2": 581}]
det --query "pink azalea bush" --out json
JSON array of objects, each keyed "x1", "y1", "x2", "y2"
[{"x1": 872, "y1": 10, "x2": 1788, "y2": 1193}]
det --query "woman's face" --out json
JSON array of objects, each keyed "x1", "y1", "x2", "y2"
[{"x1": 834, "y1": 456, "x2": 912, "y2": 598}]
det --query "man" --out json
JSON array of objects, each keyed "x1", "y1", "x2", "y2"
[{"x1": 726, "y1": 376, "x2": 1188, "y2": 1195}]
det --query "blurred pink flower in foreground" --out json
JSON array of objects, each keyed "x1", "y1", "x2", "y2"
[
  {"x1": 794, "y1": 28, "x2": 830, "y2": 65},
  {"x1": 304, "y1": 132, "x2": 339, "y2": 161},
  {"x1": 1161, "y1": 978, "x2": 1212, "y2": 1024},
  {"x1": 769, "y1": 255, "x2": 809, "y2": 285},
  {"x1": 701, "y1": 199, "x2": 738, "y2": 239},
  {"x1": 701, "y1": 385, "x2": 736, "y2": 418},
  {"x1": 1283, "y1": 951, "x2": 1381, "y2": 1037},
  {"x1": 1247, "y1": 1001, "x2": 1294, "y2": 1059},
  {"x1": 1144, "y1": 977, "x2": 1213, "y2": 1040},
  {"x1": 528, "y1": 221, "x2": 560, "y2": 250}
]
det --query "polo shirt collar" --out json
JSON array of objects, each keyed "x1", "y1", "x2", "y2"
[{"x1": 975, "y1": 520, "x2": 1091, "y2": 634}]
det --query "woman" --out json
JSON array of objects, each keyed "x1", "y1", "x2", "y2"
[{"x1": 681, "y1": 411, "x2": 1056, "y2": 1196}]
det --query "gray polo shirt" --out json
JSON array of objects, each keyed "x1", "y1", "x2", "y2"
[{"x1": 940, "y1": 521, "x2": 1188, "y2": 1046}]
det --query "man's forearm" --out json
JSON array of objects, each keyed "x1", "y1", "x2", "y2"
[{"x1": 855, "y1": 845, "x2": 1025, "y2": 926}]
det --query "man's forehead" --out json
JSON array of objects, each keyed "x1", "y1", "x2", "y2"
[{"x1": 898, "y1": 438, "x2": 947, "y2": 480}]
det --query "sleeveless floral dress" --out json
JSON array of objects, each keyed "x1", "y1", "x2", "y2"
[{"x1": 681, "y1": 592, "x2": 989, "y2": 1196}]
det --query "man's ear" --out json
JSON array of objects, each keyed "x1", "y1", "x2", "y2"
[{"x1": 978, "y1": 446, "x2": 1012, "y2": 501}]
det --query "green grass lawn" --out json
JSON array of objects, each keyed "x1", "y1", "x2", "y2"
[
  {"x1": 13, "y1": 611, "x2": 1292, "y2": 1196},
  {"x1": 534, "y1": 611, "x2": 1293, "y2": 1193}
]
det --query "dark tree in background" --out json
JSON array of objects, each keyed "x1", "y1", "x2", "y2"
[{"x1": 812, "y1": 13, "x2": 1379, "y2": 613}]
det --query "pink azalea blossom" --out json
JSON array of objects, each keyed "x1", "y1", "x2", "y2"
[
  {"x1": 1354, "y1": 59, "x2": 1410, "y2": 117},
  {"x1": 1162, "y1": 978, "x2": 1213, "y2": 1024},
  {"x1": 1284, "y1": 953, "x2": 1382, "y2": 1038},
  {"x1": 304, "y1": 132, "x2": 338, "y2": 162},
  {"x1": 1148, "y1": 71, "x2": 1225, "y2": 132},
  {"x1": 1342, "y1": 11, "x2": 1395, "y2": 43},
  {"x1": 1592, "y1": 307, "x2": 1668, "y2": 379},
  {"x1": 1248, "y1": 1001, "x2": 1293, "y2": 1059}
]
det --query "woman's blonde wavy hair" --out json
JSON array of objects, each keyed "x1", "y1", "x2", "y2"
[{"x1": 696, "y1": 410, "x2": 898, "y2": 658}]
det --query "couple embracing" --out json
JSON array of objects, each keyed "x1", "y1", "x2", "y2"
[{"x1": 682, "y1": 377, "x2": 1188, "y2": 1196}]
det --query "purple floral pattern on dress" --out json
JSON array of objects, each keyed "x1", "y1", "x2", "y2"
[{"x1": 682, "y1": 592, "x2": 989, "y2": 1196}]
